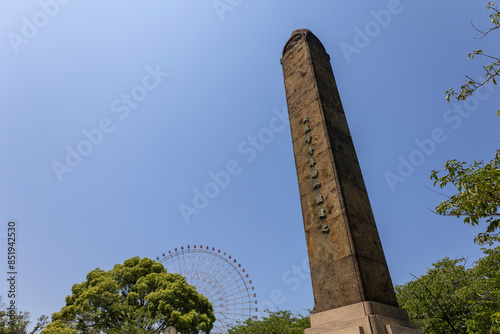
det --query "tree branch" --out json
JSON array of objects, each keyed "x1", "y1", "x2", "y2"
[{"x1": 410, "y1": 273, "x2": 461, "y2": 334}]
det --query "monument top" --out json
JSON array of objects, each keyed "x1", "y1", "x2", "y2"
[{"x1": 282, "y1": 29, "x2": 326, "y2": 57}]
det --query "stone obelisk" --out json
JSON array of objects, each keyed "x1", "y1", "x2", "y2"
[{"x1": 281, "y1": 29, "x2": 422, "y2": 334}]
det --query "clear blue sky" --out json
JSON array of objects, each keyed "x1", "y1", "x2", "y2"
[{"x1": 0, "y1": 0, "x2": 499, "y2": 326}]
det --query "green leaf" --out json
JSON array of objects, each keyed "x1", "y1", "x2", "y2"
[
  {"x1": 41, "y1": 257, "x2": 216, "y2": 334},
  {"x1": 430, "y1": 149, "x2": 500, "y2": 245},
  {"x1": 396, "y1": 247, "x2": 500, "y2": 333}
]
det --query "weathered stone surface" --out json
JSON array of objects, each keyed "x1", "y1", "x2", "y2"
[{"x1": 281, "y1": 29, "x2": 400, "y2": 312}]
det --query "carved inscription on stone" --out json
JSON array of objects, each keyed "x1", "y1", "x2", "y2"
[{"x1": 301, "y1": 116, "x2": 327, "y2": 225}]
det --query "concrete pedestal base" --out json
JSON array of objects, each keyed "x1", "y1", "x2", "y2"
[{"x1": 305, "y1": 302, "x2": 422, "y2": 334}]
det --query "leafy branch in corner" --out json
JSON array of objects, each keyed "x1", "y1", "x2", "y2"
[
  {"x1": 445, "y1": 2, "x2": 500, "y2": 116},
  {"x1": 430, "y1": 150, "x2": 500, "y2": 245}
]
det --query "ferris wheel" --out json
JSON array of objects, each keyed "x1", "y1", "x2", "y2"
[{"x1": 156, "y1": 245, "x2": 258, "y2": 333}]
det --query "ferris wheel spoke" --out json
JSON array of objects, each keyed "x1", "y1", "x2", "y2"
[
  {"x1": 169, "y1": 256, "x2": 179, "y2": 276},
  {"x1": 208, "y1": 253, "x2": 231, "y2": 284},
  {"x1": 193, "y1": 248, "x2": 209, "y2": 288},
  {"x1": 196, "y1": 249, "x2": 221, "y2": 292},
  {"x1": 189, "y1": 248, "x2": 197, "y2": 282},
  {"x1": 226, "y1": 295, "x2": 251, "y2": 305},
  {"x1": 196, "y1": 271, "x2": 218, "y2": 298},
  {"x1": 219, "y1": 289, "x2": 247, "y2": 304},
  {"x1": 166, "y1": 255, "x2": 177, "y2": 274},
  {"x1": 207, "y1": 256, "x2": 238, "y2": 294},
  {"x1": 212, "y1": 266, "x2": 236, "y2": 290},
  {"x1": 214, "y1": 271, "x2": 242, "y2": 298},
  {"x1": 174, "y1": 250, "x2": 183, "y2": 277},
  {"x1": 221, "y1": 289, "x2": 249, "y2": 302},
  {"x1": 182, "y1": 249, "x2": 188, "y2": 276},
  {"x1": 157, "y1": 245, "x2": 256, "y2": 331},
  {"x1": 197, "y1": 255, "x2": 229, "y2": 298},
  {"x1": 214, "y1": 302, "x2": 249, "y2": 310}
]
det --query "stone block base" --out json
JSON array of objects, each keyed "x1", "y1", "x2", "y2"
[{"x1": 305, "y1": 302, "x2": 422, "y2": 334}]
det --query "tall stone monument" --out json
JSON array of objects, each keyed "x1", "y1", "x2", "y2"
[{"x1": 281, "y1": 29, "x2": 422, "y2": 334}]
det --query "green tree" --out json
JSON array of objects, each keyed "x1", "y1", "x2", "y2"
[
  {"x1": 430, "y1": 150, "x2": 500, "y2": 245},
  {"x1": 0, "y1": 297, "x2": 48, "y2": 334},
  {"x1": 41, "y1": 257, "x2": 215, "y2": 334},
  {"x1": 433, "y1": 2, "x2": 500, "y2": 245},
  {"x1": 227, "y1": 309, "x2": 311, "y2": 334},
  {"x1": 395, "y1": 247, "x2": 500, "y2": 334}
]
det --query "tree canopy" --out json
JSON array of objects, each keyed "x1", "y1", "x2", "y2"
[
  {"x1": 395, "y1": 247, "x2": 500, "y2": 334},
  {"x1": 41, "y1": 257, "x2": 215, "y2": 334},
  {"x1": 432, "y1": 2, "x2": 500, "y2": 244},
  {"x1": 227, "y1": 309, "x2": 311, "y2": 334}
]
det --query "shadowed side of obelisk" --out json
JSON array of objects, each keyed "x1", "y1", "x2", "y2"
[{"x1": 281, "y1": 29, "x2": 398, "y2": 312}]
